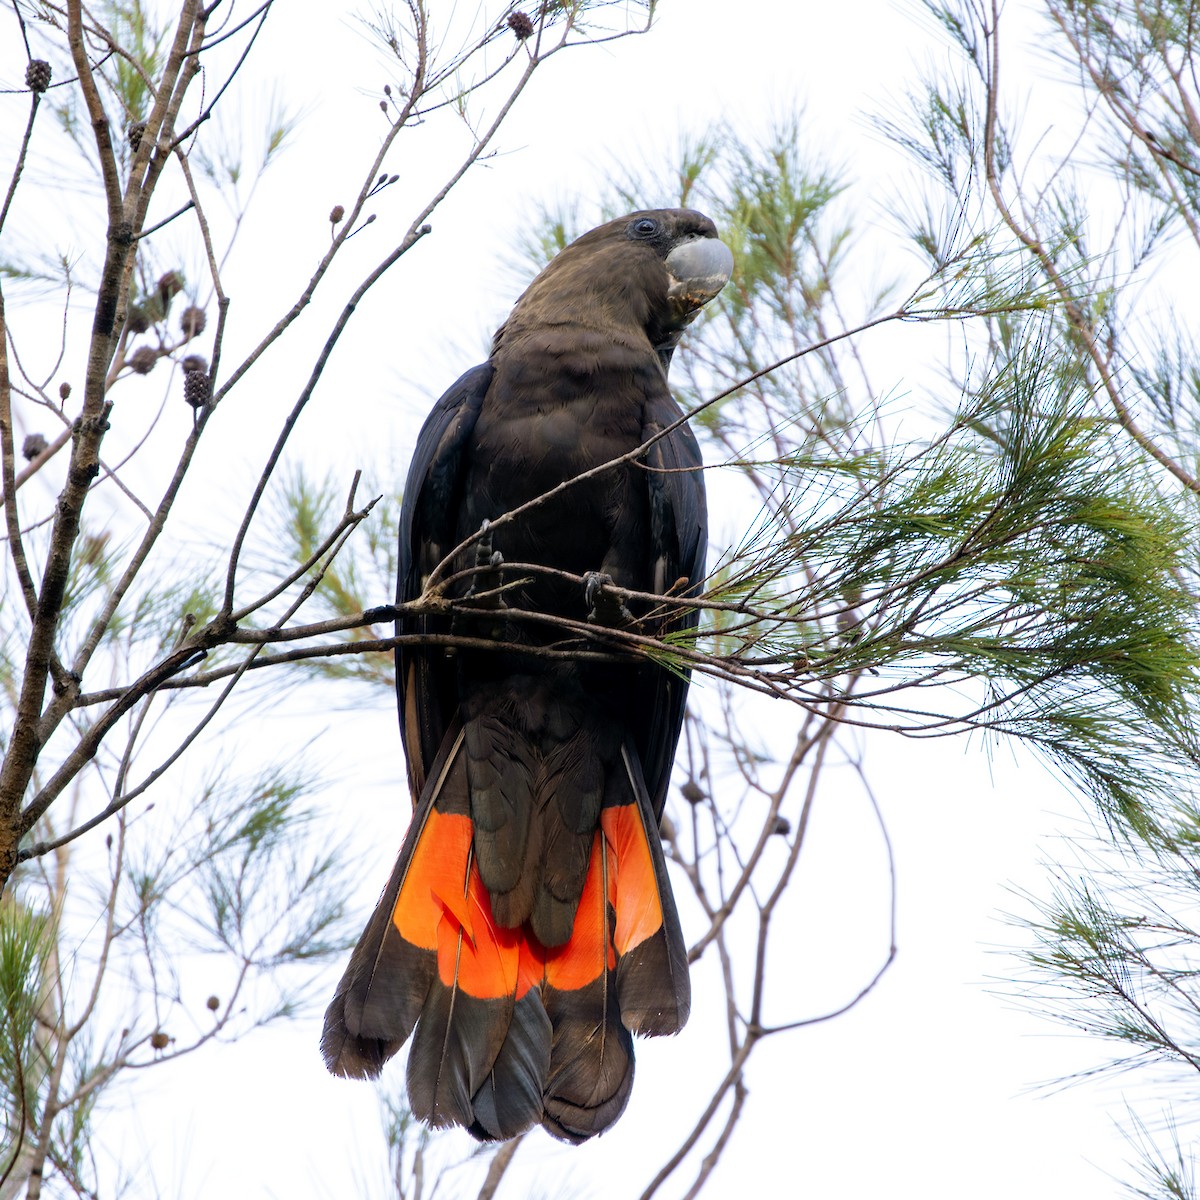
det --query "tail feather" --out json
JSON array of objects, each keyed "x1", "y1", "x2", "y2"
[
  {"x1": 533, "y1": 812, "x2": 593, "y2": 948},
  {"x1": 405, "y1": 803, "x2": 535, "y2": 1130},
  {"x1": 542, "y1": 977, "x2": 635, "y2": 1143},
  {"x1": 469, "y1": 992, "x2": 553, "y2": 1140},
  {"x1": 541, "y1": 829, "x2": 635, "y2": 1141},
  {"x1": 322, "y1": 730, "x2": 469, "y2": 1077},
  {"x1": 321, "y1": 914, "x2": 435, "y2": 1078},
  {"x1": 322, "y1": 718, "x2": 690, "y2": 1142},
  {"x1": 406, "y1": 981, "x2": 513, "y2": 1130},
  {"x1": 465, "y1": 714, "x2": 536, "y2": 899},
  {"x1": 607, "y1": 743, "x2": 690, "y2": 1035}
]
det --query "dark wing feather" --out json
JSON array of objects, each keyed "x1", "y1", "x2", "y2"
[
  {"x1": 396, "y1": 363, "x2": 493, "y2": 799},
  {"x1": 640, "y1": 393, "x2": 707, "y2": 818}
]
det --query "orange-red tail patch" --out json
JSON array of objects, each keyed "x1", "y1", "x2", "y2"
[
  {"x1": 391, "y1": 801, "x2": 665, "y2": 1004},
  {"x1": 600, "y1": 802, "x2": 665, "y2": 954}
]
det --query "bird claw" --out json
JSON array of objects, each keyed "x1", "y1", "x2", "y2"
[
  {"x1": 462, "y1": 520, "x2": 507, "y2": 611},
  {"x1": 473, "y1": 520, "x2": 502, "y2": 568},
  {"x1": 453, "y1": 521, "x2": 509, "y2": 640},
  {"x1": 584, "y1": 572, "x2": 634, "y2": 626}
]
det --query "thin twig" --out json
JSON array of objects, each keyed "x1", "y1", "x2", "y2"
[
  {"x1": 0, "y1": 92, "x2": 40, "y2": 238},
  {"x1": 136, "y1": 199, "x2": 195, "y2": 240}
]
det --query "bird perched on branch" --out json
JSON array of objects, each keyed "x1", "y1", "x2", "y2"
[{"x1": 322, "y1": 209, "x2": 733, "y2": 1142}]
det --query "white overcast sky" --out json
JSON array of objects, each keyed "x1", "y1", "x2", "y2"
[{"x1": 10, "y1": 0, "x2": 1166, "y2": 1196}]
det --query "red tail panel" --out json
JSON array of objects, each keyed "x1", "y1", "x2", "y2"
[
  {"x1": 600, "y1": 803, "x2": 666, "y2": 955},
  {"x1": 390, "y1": 808, "x2": 473, "y2": 951},
  {"x1": 434, "y1": 859, "x2": 523, "y2": 1000},
  {"x1": 542, "y1": 831, "x2": 616, "y2": 992}
]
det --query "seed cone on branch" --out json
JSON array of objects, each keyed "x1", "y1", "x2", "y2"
[
  {"x1": 157, "y1": 271, "x2": 183, "y2": 311},
  {"x1": 183, "y1": 369, "x2": 211, "y2": 410},
  {"x1": 507, "y1": 11, "x2": 534, "y2": 38},
  {"x1": 128, "y1": 346, "x2": 158, "y2": 375},
  {"x1": 180, "y1": 305, "x2": 206, "y2": 339},
  {"x1": 25, "y1": 60, "x2": 51, "y2": 93}
]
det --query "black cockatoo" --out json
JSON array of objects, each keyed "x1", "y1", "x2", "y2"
[{"x1": 322, "y1": 209, "x2": 733, "y2": 1143}]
